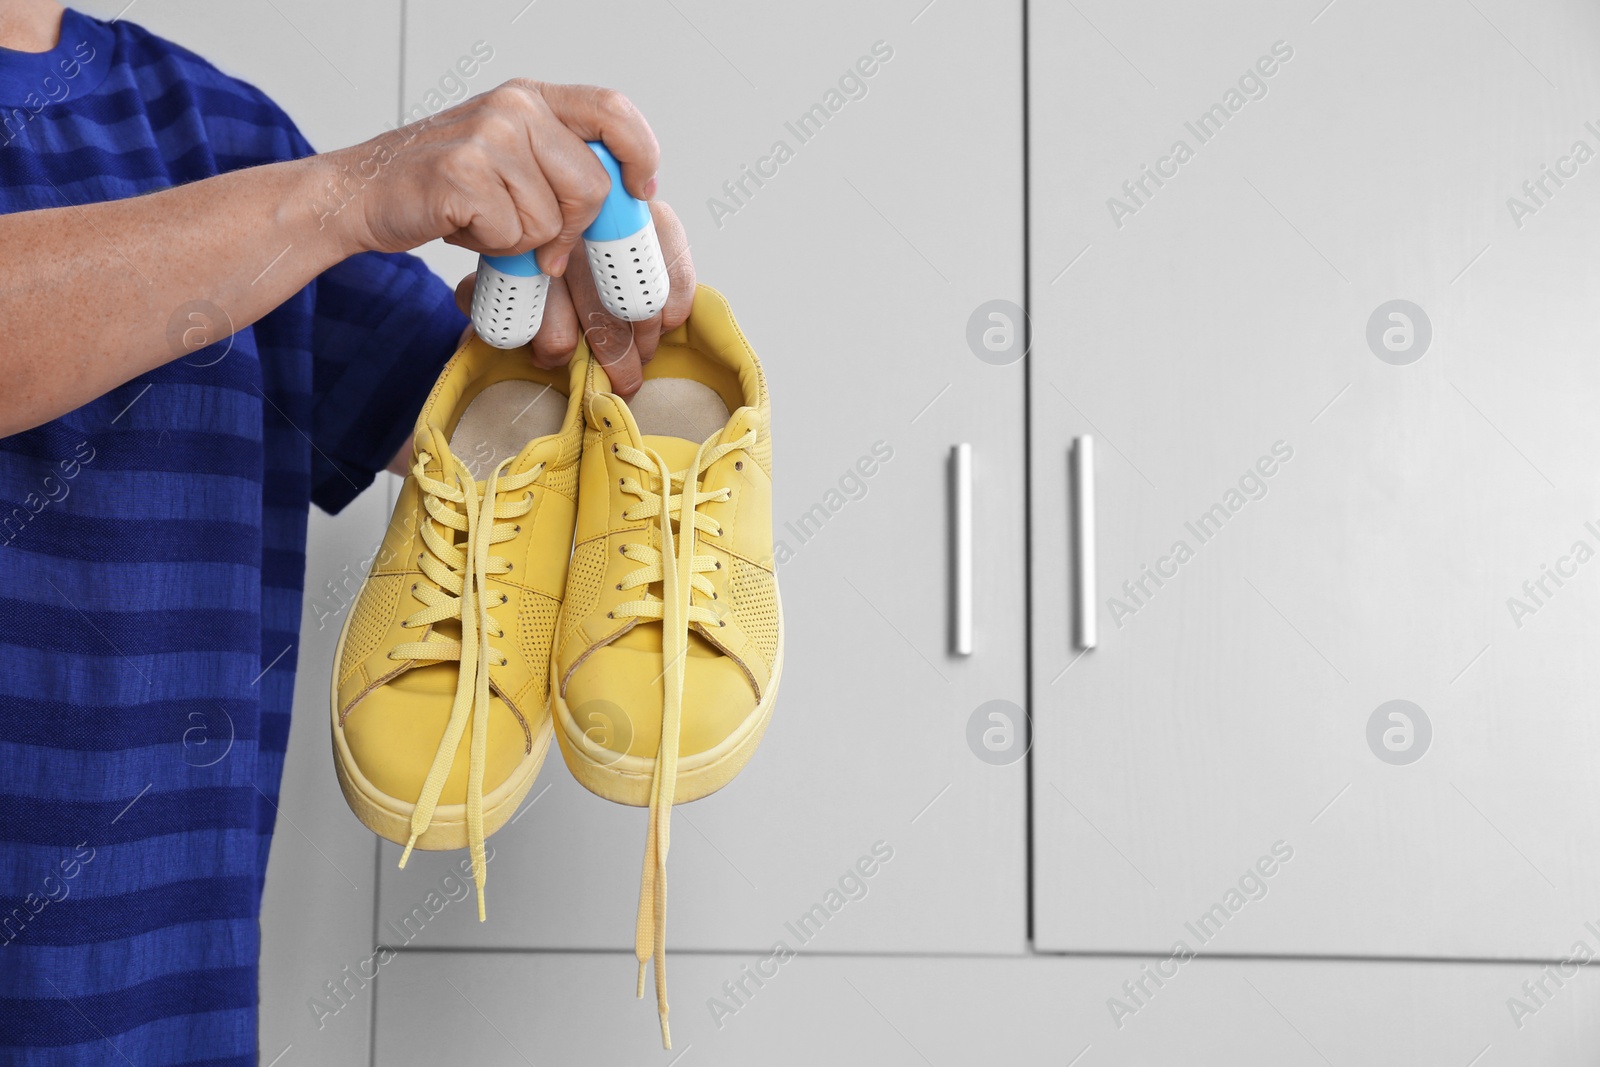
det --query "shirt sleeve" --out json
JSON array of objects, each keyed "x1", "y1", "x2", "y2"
[
  {"x1": 236, "y1": 91, "x2": 467, "y2": 514},
  {"x1": 308, "y1": 252, "x2": 467, "y2": 515}
]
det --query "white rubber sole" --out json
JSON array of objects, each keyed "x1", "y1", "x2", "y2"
[{"x1": 552, "y1": 599, "x2": 783, "y2": 808}]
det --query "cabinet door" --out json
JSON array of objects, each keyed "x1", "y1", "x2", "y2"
[
  {"x1": 1031, "y1": 1, "x2": 1600, "y2": 955},
  {"x1": 382, "y1": 0, "x2": 1029, "y2": 955}
]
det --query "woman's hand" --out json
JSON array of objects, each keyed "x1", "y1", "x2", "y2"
[
  {"x1": 333, "y1": 79, "x2": 695, "y2": 395},
  {"x1": 451, "y1": 199, "x2": 695, "y2": 397}
]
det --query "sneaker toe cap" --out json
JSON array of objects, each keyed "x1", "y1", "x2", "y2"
[
  {"x1": 564, "y1": 642, "x2": 756, "y2": 762},
  {"x1": 342, "y1": 668, "x2": 533, "y2": 804}
]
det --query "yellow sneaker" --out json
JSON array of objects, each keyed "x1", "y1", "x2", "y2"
[
  {"x1": 552, "y1": 284, "x2": 782, "y2": 1047},
  {"x1": 331, "y1": 333, "x2": 587, "y2": 920}
]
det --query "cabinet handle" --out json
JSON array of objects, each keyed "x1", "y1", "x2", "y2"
[
  {"x1": 1073, "y1": 436, "x2": 1097, "y2": 650},
  {"x1": 952, "y1": 443, "x2": 973, "y2": 656}
]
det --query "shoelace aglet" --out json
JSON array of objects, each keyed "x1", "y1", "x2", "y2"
[
  {"x1": 617, "y1": 437, "x2": 748, "y2": 1052},
  {"x1": 476, "y1": 883, "x2": 487, "y2": 923},
  {"x1": 398, "y1": 834, "x2": 418, "y2": 869}
]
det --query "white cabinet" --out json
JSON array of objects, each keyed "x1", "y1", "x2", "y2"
[
  {"x1": 379, "y1": 0, "x2": 1031, "y2": 957},
  {"x1": 1028, "y1": 0, "x2": 1600, "y2": 957},
  {"x1": 80, "y1": 2, "x2": 1600, "y2": 1060},
  {"x1": 371, "y1": 950, "x2": 1600, "y2": 1065}
]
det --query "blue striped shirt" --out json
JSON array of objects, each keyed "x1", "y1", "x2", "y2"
[{"x1": 0, "y1": 8, "x2": 465, "y2": 1062}]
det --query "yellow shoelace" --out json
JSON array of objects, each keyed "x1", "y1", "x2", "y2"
[
  {"x1": 387, "y1": 440, "x2": 542, "y2": 921},
  {"x1": 612, "y1": 426, "x2": 755, "y2": 1049}
]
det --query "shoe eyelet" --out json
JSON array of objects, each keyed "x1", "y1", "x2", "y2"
[
  {"x1": 411, "y1": 583, "x2": 418, "y2": 592},
  {"x1": 500, "y1": 658, "x2": 508, "y2": 666},
  {"x1": 512, "y1": 524, "x2": 521, "y2": 533},
  {"x1": 612, "y1": 444, "x2": 618, "y2": 453},
  {"x1": 603, "y1": 417, "x2": 612, "y2": 428},
  {"x1": 607, "y1": 611, "x2": 614, "y2": 619},
  {"x1": 735, "y1": 461, "x2": 743, "y2": 471},
  {"x1": 718, "y1": 620, "x2": 726, "y2": 628},
  {"x1": 616, "y1": 583, "x2": 623, "y2": 590},
  {"x1": 619, "y1": 478, "x2": 625, "y2": 487},
  {"x1": 501, "y1": 594, "x2": 509, "y2": 604},
  {"x1": 711, "y1": 592, "x2": 718, "y2": 600},
  {"x1": 505, "y1": 563, "x2": 514, "y2": 572},
  {"x1": 714, "y1": 561, "x2": 722, "y2": 570},
  {"x1": 619, "y1": 545, "x2": 627, "y2": 555}
]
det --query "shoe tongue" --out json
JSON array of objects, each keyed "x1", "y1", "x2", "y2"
[
  {"x1": 639, "y1": 434, "x2": 704, "y2": 473},
  {"x1": 624, "y1": 434, "x2": 718, "y2": 638},
  {"x1": 465, "y1": 435, "x2": 553, "y2": 483}
]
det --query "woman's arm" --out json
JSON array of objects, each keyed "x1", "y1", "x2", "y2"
[
  {"x1": 1, "y1": 154, "x2": 351, "y2": 435},
  {"x1": 0, "y1": 79, "x2": 665, "y2": 436}
]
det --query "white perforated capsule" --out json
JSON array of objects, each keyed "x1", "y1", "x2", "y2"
[
  {"x1": 471, "y1": 253, "x2": 547, "y2": 350},
  {"x1": 582, "y1": 141, "x2": 669, "y2": 324}
]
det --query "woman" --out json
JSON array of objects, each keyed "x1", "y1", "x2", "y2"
[{"x1": 0, "y1": 2, "x2": 694, "y2": 1060}]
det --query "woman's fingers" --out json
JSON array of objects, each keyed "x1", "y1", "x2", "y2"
[
  {"x1": 530, "y1": 275, "x2": 580, "y2": 367},
  {"x1": 453, "y1": 196, "x2": 693, "y2": 391},
  {"x1": 565, "y1": 251, "x2": 643, "y2": 397}
]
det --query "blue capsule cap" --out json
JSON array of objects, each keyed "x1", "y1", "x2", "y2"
[
  {"x1": 482, "y1": 251, "x2": 542, "y2": 277},
  {"x1": 582, "y1": 140, "x2": 651, "y2": 242}
]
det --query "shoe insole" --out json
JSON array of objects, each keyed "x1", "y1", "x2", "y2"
[
  {"x1": 630, "y1": 378, "x2": 730, "y2": 443},
  {"x1": 453, "y1": 380, "x2": 566, "y2": 481}
]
